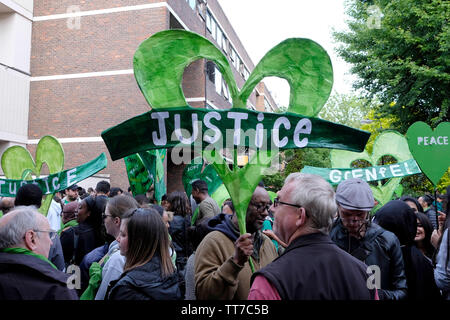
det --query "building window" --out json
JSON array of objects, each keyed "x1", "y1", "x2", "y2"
[
  {"x1": 206, "y1": 61, "x2": 215, "y2": 82},
  {"x1": 216, "y1": 27, "x2": 223, "y2": 48},
  {"x1": 214, "y1": 67, "x2": 222, "y2": 95},
  {"x1": 206, "y1": 11, "x2": 212, "y2": 32},
  {"x1": 186, "y1": 0, "x2": 196, "y2": 10},
  {"x1": 230, "y1": 48, "x2": 236, "y2": 62},
  {"x1": 222, "y1": 35, "x2": 228, "y2": 54},
  {"x1": 243, "y1": 67, "x2": 250, "y2": 80},
  {"x1": 264, "y1": 97, "x2": 272, "y2": 112}
]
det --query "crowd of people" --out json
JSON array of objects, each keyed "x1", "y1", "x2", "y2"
[{"x1": 0, "y1": 176, "x2": 449, "y2": 300}]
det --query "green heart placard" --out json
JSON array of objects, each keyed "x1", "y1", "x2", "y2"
[
  {"x1": 331, "y1": 131, "x2": 413, "y2": 208},
  {"x1": 101, "y1": 30, "x2": 372, "y2": 272},
  {"x1": 406, "y1": 121, "x2": 450, "y2": 186},
  {"x1": 1, "y1": 136, "x2": 64, "y2": 216}
]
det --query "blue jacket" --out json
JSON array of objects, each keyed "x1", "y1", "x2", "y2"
[
  {"x1": 0, "y1": 252, "x2": 78, "y2": 300},
  {"x1": 106, "y1": 255, "x2": 181, "y2": 300}
]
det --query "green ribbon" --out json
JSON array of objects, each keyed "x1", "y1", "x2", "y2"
[
  {"x1": 101, "y1": 107, "x2": 370, "y2": 161},
  {"x1": 58, "y1": 220, "x2": 79, "y2": 235},
  {"x1": 0, "y1": 247, "x2": 57, "y2": 270},
  {"x1": 301, "y1": 159, "x2": 421, "y2": 185},
  {"x1": 0, "y1": 153, "x2": 107, "y2": 197}
]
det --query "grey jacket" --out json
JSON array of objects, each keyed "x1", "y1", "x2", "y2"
[{"x1": 330, "y1": 219, "x2": 408, "y2": 300}]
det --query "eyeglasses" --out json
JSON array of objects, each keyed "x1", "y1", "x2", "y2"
[
  {"x1": 34, "y1": 229, "x2": 58, "y2": 241},
  {"x1": 102, "y1": 213, "x2": 113, "y2": 220},
  {"x1": 273, "y1": 197, "x2": 308, "y2": 217},
  {"x1": 273, "y1": 197, "x2": 302, "y2": 209},
  {"x1": 250, "y1": 201, "x2": 272, "y2": 213}
]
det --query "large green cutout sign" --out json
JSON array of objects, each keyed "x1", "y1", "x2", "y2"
[
  {"x1": 331, "y1": 131, "x2": 414, "y2": 208},
  {"x1": 101, "y1": 30, "x2": 371, "y2": 271},
  {"x1": 406, "y1": 121, "x2": 450, "y2": 186},
  {"x1": 1, "y1": 136, "x2": 107, "y2": 215}
]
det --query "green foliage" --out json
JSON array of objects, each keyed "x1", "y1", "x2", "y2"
[
  {"x1": 334, "y1": 0, "x2": 450, "y2": 133},
  {"x1": 319, "y1": 92, "x2": 376, "y2": 128}
]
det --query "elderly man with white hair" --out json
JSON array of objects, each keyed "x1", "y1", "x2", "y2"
[
  {"x1": 0, "y1": 206, "x2": 78, "y2": 300},
  {"x1": 248, "y1": 173, "x2": 377, "y2": 300}
]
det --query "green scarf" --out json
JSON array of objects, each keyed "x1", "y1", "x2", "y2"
[
  {"x1": 0, "y1": 247, "x2": 57, "y2": 270},
  {"x1": 58, "y1": 220, "x2": 78, "y2": 235}
]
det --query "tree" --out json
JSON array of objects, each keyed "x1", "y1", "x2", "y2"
[
  {"x1": 334, "y1": 0, "x2": 450, "y2": 133},
  {"x1": 319, "y1": 92, "x2": 375, "y2": 128}
]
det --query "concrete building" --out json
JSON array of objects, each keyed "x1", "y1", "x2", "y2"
[{"x1": 1, "y1": 0, "x2": 278, "y2": 194}]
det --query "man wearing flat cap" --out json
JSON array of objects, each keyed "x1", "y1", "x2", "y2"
[{"x1": 330, "y1": 178, "x2": 408, "y2": 300}]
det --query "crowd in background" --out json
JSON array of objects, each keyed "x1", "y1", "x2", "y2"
[{"x1": 0, "y1": 177, "x2": 449, "y2": 300}]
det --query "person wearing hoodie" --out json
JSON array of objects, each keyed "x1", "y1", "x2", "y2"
[
  {"x1": 374, "y1": 200, "x2": 442, "y2": 300},
  {"x1": 330, "y1": 178, "x2": 408, "y2": 300},
  {"x1": 194, "y1": 185, "x2": 278, "y2": 300},
  {"x1": 106, "y1": 207, "x2": 181, "y2": 300}
]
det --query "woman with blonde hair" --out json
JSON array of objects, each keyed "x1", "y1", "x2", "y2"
[{"x1": 106, "y1": 208, "x2": 181, "y2": 300}]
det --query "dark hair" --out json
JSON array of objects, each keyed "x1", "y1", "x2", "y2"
[
  {"x1": 421, "y1": 194, "x2": 434, "y2": 206},
  {"x1": 400, "y1": 196, "x2": 424, "y2": 213},
  {"x1": 415, "y1": 212, "x2": 435, "y2": 258},
  {"x1": 109, "y1": 187, "x2": 123, "y2": 198},
  {"x1": 191, "y1": 180, "x2": 208, "y2": 193},
  {"x1": 258, "y1": 181, "x2": 265, "y2": 188},
  {"x1": 161, "y1": 194, "x2": 168, "y2": 202},
  {"x1": 82, "y1": 195, "x2": 108, "y2": 244},
  {"x1": 107, "y1": 194, "x2": 138, "y2": 219},
  {"x1": 96, "y1": 180, "x2": 111, "y2": 194},
  {"x1": 221, "y1": 199, "x2": 235, "y2": 213},
  {"x1": 122, "y1": 208, "x2": 174, "y2": 277},
  {"x1": 14, "y1": 184, "x2": 43, "y2": 208},
  {"x1": 167, "y1": 191, "x2": 191, "y2": 217},
  {"x1": 134, "y1": 194, "x2": 150, "y2": 206}
]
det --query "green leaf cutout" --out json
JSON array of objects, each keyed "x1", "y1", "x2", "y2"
[
  {"x1": 331, "y1": 131, "x2": 412, "y2": 208},
  {"x1": 1, "y1": 136, "x2": 65, "y2": 216}
]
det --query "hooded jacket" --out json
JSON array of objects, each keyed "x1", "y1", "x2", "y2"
[
  {"x1": 374, "y1": 200, "x2": 442, "y2": 300},
  {"x1": 0, "y1": 252, "x2": 78, "y2": 300},
  {"x1": 194, "y1": 213, "x2": 277, "y2": 300},
  {"x1": 330, "y1": 217, "x2": 407, "y2": 300},
  {"x1": 106, "y1": 255, "x2": 181, "y2": 300}
]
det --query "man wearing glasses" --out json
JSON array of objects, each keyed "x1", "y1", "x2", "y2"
[
  {"x1": 248, "y1": 173, "x2": 377, "y2": 300},
  {"x1": 195, "y1": 184, "x2": 278, "y2": 300},
  {"x1": 330, "y1": 178, "x2": 407, "y2": 300},
  {"x1": 0, "y1": 206, "x2": 78, "y2": 299}
]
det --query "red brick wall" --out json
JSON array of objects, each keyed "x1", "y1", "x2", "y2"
[
  {"x1": 34, "y1": 0, "x2": 164, "y2": 16},
  {"x1": 31, "y1": 9, "x2": 167, "y2": 76}
]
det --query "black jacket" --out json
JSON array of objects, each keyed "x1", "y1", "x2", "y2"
[
  {"x1": 374, "y1": 200, "x2": 442, "y2": 300},
  {"x1": 168, "y1": 214, "x2": 192, "y2": 270},
  {"x1": 330, "y1": 219, "x2": 408, "y2": 300},
  {"x1": 251, "y1": 232, "x2": 376, "y2": 300},
  {"x1": 60, "y1": 222, "x2": 103, "y2": 266},
  {"x1": 0, "y1": 252, "x2": 78, "y2": 300},
  {"x1": 106, "y1": 255, "x2": 181, "y2": 300}
]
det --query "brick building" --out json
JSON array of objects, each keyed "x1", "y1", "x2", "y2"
[{"x1": 1, "y1": 0, "x2": 278, "y2": 194}]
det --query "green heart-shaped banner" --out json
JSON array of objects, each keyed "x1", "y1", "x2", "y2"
[
  {"x1": 406, "y1": 121, "x2": 450, "y2": 186},
  {"x1": 0, "y1": 153, "x2": 107, "y2": 197},
  {"x1": 1, "y1": 136, "x2": 65, "y2": 216},
  {"x1": 331, "y1": 131, "x2": 413, "y2": 207},
  {"x1": 101, "y1": 30, "x2": 371, "y2": 272}
]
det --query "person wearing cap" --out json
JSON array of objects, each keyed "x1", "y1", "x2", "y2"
[
  {"x1": 63, "y1": 184, "x2": 81, "y2": 205},
  {"x1": 330, "y1": 178, "x2": 408, "y2": 300},
  {"x1": 248, "y1": 173, "x2": 377, "y2": 300}
]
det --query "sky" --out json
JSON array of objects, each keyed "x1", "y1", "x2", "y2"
[{"x1": 217, "y1": 0, "x2": 357, "y2": 107}]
